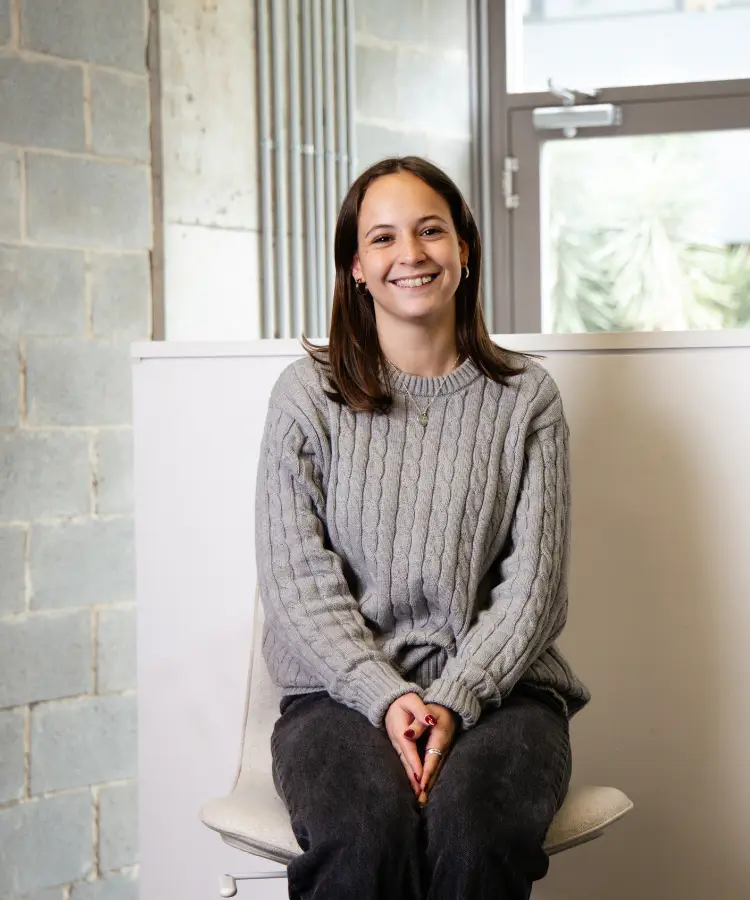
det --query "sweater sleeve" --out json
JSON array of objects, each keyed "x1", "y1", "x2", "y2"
[
  {"x1": 256, "y1": 402, "x2": 423, "y2": 727},
  {"x1": 422, "y1": 414, "x2": 571, "y2": 728}
]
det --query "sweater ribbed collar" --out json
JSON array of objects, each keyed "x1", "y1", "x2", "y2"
[{"x1": 384, "y1": 357, "x2": 482, "y2": 398}]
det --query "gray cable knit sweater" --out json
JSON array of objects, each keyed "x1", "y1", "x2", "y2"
[{"x1": 255, "y1": 353, "x2": 590, "y2": 729}]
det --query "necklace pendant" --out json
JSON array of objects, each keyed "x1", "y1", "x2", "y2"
[{"x1": 418, "y1": 412, "x2": 428, "y2": 427}]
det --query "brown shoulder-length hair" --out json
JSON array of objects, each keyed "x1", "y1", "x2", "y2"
[{"x1": 301, "y1": 156, "x2": 529, "y2": 413}]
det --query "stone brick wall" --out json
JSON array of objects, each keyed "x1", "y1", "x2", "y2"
[
  {"x1": 353, "y1": 0, "x2": 473, "y2": 203},
  {"x1": 0, "y1": 1, "x2": 151, "y2": 897}
]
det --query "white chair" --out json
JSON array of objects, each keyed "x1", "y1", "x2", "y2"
[{"x1": 201, "y1": 590, "x2": 633, "y2": 897}]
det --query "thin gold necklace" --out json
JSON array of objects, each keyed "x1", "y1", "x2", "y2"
[{"x1": 391, "y1": 353, "x2": 461, "y2": 427}]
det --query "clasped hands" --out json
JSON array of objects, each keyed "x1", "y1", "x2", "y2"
[{"x1": 385, "y1": 692, "x2": 457, "y2": 806}]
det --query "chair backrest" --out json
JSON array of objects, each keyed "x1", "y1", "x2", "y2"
[{"x1": 233, "y1": 585, "x2": 282, "y2": 788}]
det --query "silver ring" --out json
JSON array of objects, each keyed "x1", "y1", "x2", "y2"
[{"x1": 426, "y1": 748, "x2": 443, "y2": 758}]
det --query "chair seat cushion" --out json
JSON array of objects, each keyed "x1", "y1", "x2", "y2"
[
  {"x1": 544, "y1": 784, "x2": 633, "y2": 854},
  {"x1": 201, "y1": 774, "x2": 632, "y2": 864}
]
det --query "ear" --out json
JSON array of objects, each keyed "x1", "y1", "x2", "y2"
[
  {"x1": 458, "y1": 238, "x2": 470, "y2": 268},
  {"x1": 351, "y1": 253, "x2": 363, "y2": 282}
]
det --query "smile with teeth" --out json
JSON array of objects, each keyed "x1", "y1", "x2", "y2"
[{"x1": 392, "y1": 274, "x2": 439, "y2": 288}]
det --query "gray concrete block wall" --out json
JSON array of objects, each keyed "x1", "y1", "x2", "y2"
[
  {"x1": 0, "y1": 791, "x2": 93, "y2": 895},
  {"x1": 18, "y1": 890, "x2": 70, "y2": 900},
  {"x1": 353, "y1": 0, "x2": 474, "y2": 204},
  {"x1": 90, "y1": 255, "x2": 151, "y2": 340},
  {"x1": 30, "y1": 696, "x2": 137, "y2": 793},
  {"x1": 26, "y1": 155, "x2": 151, "y2": 248},
  {"x1": 0, "y1": 0, "x2": 11, "y2": 46},
  {"x1": 0, "y1": 335, "x2": 19, "y2": 426},
  {"x1": 20, "y1": 0, "x2": 147, "y2": 72},
  {"x1": 0, "y1": 526, "x2": 26, "y2": 613},
  {"x1": 93, "y1": 432, "x2": 134, "y2": 515},
  {"x1": 0, "y1": 0, "x2": 150, "y2": 895},
  {"x1": 0, "y1": 148, "x2": 22, "y2": 238},
  {"x1": 0, "y1": 246, "x2": 88, "y2": 336},
  {"x1": 0, "y1": 56, "x2": 85, "y2": 151},
  {"x1": 30, "y1": 518, "x2": 135, "y2": 609},
  {"x1": 26, "y1": 339, "x2": 133, "y2": 426},
  {"x1": 0, "y1": 611, "x2": 93, "y2": 707},
  {"x1": 98, "y1": 783, "x2": 138, "y2": 872},
  {"x1": 0, "y1": 708, "x2": 25, "y2": 803},
  {"x1": 97, "y1": 607, "x2": 136, "y2": 692},
  {"x1": 71, "y1": 873, "x2": 139, "y2": 900},
  {"x1": 90, "y1": 71, "x2": 151, "y2": 163}
]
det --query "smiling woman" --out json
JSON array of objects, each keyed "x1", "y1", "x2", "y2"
[
  {"x1": 301, "y1": 156, "x2": 526, "y2": 412},
  {"x1": 257, "y1": 155, "x2": 590, "y2": 900},
  {"x1": 353, "y1": 176, "x2": 467, "y2": 333}
]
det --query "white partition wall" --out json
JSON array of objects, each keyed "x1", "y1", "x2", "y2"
[{"x1": 132, "y1": 336, "x2": 750, "y2": 900}]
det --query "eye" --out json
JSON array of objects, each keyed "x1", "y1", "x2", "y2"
[
  {"x1": 422, "y1": 226, "x2": 444, "y2": 237},
  {"x1": 372, "y1": 234, "x2": 392, "y2": 244}
]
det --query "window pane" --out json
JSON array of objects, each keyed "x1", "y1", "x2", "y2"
[
  {"x1": 541, "y1": 131, "x2": 750, "y2": 333},
  {"x1": 510, "y1": 1, "x2": 750, "y2": 92}
]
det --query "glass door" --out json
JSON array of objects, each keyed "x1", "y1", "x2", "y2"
[{"x1": 508, "y1": 92, "x2": 750, "y2": 333}]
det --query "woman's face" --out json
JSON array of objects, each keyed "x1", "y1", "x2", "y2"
[{"x1": 351, "y1": 172, "x2": 469, "y2": 327}]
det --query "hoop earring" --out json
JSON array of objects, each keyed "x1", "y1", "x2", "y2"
[
  {"x1": 355, "y1": 279, "x2": 369, "y2": 296},
  {"x1": 462, "y1": 265, "x2": 470, "y2": 280}
]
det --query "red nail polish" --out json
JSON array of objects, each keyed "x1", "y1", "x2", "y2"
[
  {"x1": 404, "y1": 729, "x2": 415, "y2": 739},
  {"x1": 425, "y1": 715, "x2": 437, "y2": 726}
]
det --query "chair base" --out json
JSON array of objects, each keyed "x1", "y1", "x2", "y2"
[{"x1": 219, "y1": 871, "x2": 288, "y2": 897}]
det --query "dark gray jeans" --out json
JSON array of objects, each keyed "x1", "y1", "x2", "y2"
[{"x1": 271, "y1": 685, "x2": 571, "y2": 900}]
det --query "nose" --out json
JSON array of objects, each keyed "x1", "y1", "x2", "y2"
[{"x1": 400, "y1": 233, "x2": 427, "y2": 266}]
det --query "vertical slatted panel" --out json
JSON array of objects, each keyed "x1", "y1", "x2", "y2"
[
  {"x1": 301, "y1": 0, "x2": 318, "y2": 338},
  {"x1": 287, "y1": 0, "x2": 305, "y2": 338},
  {"x1": 345, "y1": 0, "x2": 358, "y2": 185},
  {"x1": 322, "y1": 0, "x2": 337, "y2": 329},
  {"x1": 311, "y1": 0, "x2": 327, "y2": 337},
  {"x1": 256, "y1": 0, "x2": 356, "y2": 338},
  {"x1": 335, "y1": 0, "x2": 349, "y2": 204},
  {"x1": 270, "y1": 1, "x2": 291, "y2": 338},
  {"x1": 256, "y1": 0, "x2": 276, "y2": 338}
]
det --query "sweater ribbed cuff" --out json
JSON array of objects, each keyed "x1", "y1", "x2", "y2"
[
  {"x1": 338, "y1": 660, "x2": 423, "y2": 729},
  {"x1": 422, "y1": 677, "x2": 483, "y2": 729}
]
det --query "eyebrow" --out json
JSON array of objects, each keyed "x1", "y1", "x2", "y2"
[{"x1": 364, "y1": 215, "x2": 449, "y2": 239}]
